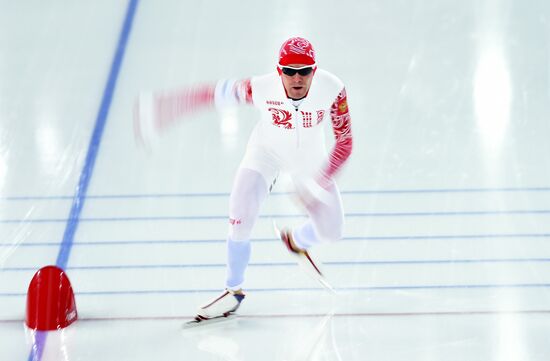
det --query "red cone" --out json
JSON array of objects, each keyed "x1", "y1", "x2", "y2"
[{"x1": 26, "y1": 265, "x2": 78, "y2": 330}]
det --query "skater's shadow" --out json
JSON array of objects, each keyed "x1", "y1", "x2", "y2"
[
  {"x1": 181, "y1": 310, "x2": 344, "y2": 361},
  {"x1": 182, "y1": 317, "x2": 243, "y2": 360}
]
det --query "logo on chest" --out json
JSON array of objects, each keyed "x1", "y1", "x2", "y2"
[
  {"x1": 268, "y1": 108, "x2": 325, "y2": 129},
  {"x1": 268, "y1": 108, "x2": 294, "y2": 129}
]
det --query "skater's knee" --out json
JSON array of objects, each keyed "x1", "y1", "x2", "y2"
[
  {"x1": 317, "y1": 222, "x2": 344, "y2": 243},
  {"x1": 228, "y1": 219, "x2": 254, "y2": 242}
]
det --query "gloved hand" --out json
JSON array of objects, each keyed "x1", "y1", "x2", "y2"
[{"x1": 133, "y1": 91, "x2": 158, "y2": 150}]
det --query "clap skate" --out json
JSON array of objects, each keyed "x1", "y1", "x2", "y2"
[
  {"x1": 184, "y1": 289, "x2": 245, "y2": 328},
  {"x1": 273, "y1": 222, "x2": 335, "y2": 293}
]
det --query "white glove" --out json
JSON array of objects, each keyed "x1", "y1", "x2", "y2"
[
  {"x1": 293, "y1": 177, "x2": 331, "y2": 207},
  {"x1": 133, "y1": 91, "x2": 159, "y2": 151}
]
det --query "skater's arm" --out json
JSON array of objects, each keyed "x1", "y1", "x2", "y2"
[
  {"x1": 214, "y1": 78, "x2": 253, "y2": 108},
  {"x1": 133, "y1": 78, "x2": 254, "y2": 147},
  {"x1": 156, "y1": 78, "x2": 253, "y2": 124},
  {"x1": 140, "y1": 78, "x2": 253, "y2": 130},
  {"x1": 294, "y1": 88, "x2": 352, "y2": 206},
  {"x1": 146, "y1": 84, "x2": 215, "y2": 131},
  {"x1": 319, "y1": 88, "x2": 353, "y2": 187}
]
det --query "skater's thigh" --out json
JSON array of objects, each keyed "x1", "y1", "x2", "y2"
[
  {"x1": 229, "y1": 167, "x2": 270, "y2": 207},
  {"x1": 228, "y1": 167, "x2": 271, "y2": 241},
  {"x1": 237, "y1": 146, "x2": 280, "y2": 188},
  {"x1": 305, "y1": 181, "x2": 344, "y2": 242}
]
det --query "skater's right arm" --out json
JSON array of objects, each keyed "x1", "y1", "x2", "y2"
[
  {"x1": 137, "y1": 79, "x2": 252, "y2": 130},
  {"x1": 133, "y1": 78, "x2": 253, "y2": 148},
  {"x1": 214, "y1": 78, "x2": 253, "y2": 108}
]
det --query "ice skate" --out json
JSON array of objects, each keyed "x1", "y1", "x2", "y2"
[
  {"x1": 273, "y1": 222, "x2": 335, "y2": 293},
  {"x1": 185, "y1": 289, "x2": 245, "y2": 327}
]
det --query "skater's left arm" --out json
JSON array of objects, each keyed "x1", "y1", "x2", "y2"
[
  {"x1": 318, "y1": 87, "x2": 353, "y2": 188},
  {"x1": 294, "y1": 88, "x2": 352, "y2": 206}
]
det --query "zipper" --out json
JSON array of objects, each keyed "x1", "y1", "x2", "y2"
[{"x1": 293, "y1": 105, "x2": 300, "y2": 148}]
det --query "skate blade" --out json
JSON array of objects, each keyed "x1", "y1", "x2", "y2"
[
  {"x1": 294, "y1": 255, "x2": 336, "y2": 294},
  {"x1": 182, "y1": 314, "x2": 238, "y2": 330},
  {"x1": 272, "y1": 221, "x2": 282, "y2": 241},
  {"x1": 273, "y1": 221, "x2": 336, "y2": 294}
]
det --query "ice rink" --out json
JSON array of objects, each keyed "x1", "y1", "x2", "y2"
[{"x1": 2, "y1": 0, "x2": 550, "y2": 360}]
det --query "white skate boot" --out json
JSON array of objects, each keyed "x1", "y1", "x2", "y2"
[
  {"x1": 274, "y1": 223, "x2": 335, "y2": 293},
  {"x1": 186, "y1": 289, "x2": 245, "y2": 327}
]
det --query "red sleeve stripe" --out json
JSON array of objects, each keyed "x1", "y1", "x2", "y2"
[
  {"x1": 155, "y1": 85, "x2": 215, "y2": 129},
  {"x1": 321, "y1": 88, "x2": 353, "y2": 184},
  {"x1": 235, "y1": 78, "x2": 253, "y2": 105}
]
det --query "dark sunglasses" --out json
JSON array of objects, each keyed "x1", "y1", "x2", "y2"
[{"x1": 280, "y1": 65, "x2": 315, "y2": 76}]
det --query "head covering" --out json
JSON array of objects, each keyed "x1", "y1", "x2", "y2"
[{"x1": 278, "y1": 37, "x2": 316, "y2": 66}]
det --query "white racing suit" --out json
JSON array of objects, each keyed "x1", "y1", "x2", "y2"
[{"x1": 216, "y1": 69, "x2": 353, "y2": 290}]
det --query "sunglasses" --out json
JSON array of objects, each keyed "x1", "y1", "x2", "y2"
[{"x1": 279, "y1": 65, "x2": 315, "y2": 76}]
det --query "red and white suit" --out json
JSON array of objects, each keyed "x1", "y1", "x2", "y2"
[
  {"x1": 216, "y1": 68, "x2": 353, "y2": 290},
  {"x1": 135, "y1": 44, "x2": 354, "y2": 292},
  {"x1": 227, "y1": 69, "x2": 353, "y2": 186}
]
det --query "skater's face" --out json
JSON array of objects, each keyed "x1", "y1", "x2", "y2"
[{"x1": 279, "y1": 63, "x2": 315, "y2": 100}]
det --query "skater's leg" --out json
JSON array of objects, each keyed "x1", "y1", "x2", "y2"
[
  {"x1": 292, "y1": 181, "x2": 344, "y2": 250},
  {"x1": 197, "y1": 147, "x2": 278, "y2": 318},
  {"x1": 273, "y1": 181, "x2": 342, "y2": 291},
  {"x1": 225, "y1": 168, "x2": 270, "y2": 291}
]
